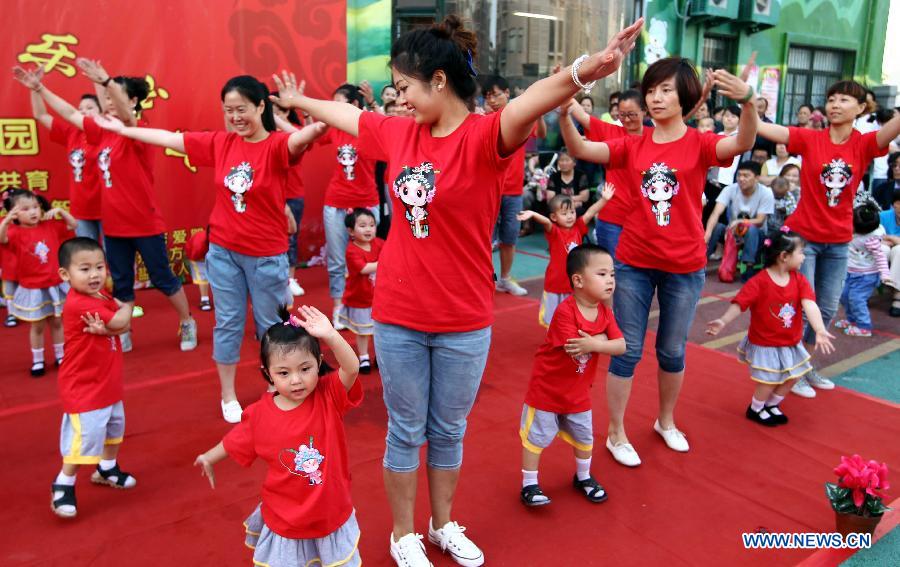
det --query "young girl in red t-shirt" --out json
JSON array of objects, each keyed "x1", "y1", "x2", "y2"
[
  {"x1": 1, "y1": 191, "x2": 20, "y2": 328},
  {"x1": 0, "y1": 189, "x2": 77, "y2": 376},
  {"x1": 517, "y1": 184, "x2": 615, "y2": 327},
  {"x1": 706, "y1": 228, "x2": 836, "y2": 426},
  {"x1": 338, "y1": 209, "x2": 384, "y2": 373},
  {"x1": 194, "y1": 305, "x2": 362, "y2": 567}
]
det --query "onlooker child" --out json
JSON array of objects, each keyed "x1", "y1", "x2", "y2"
[
  {"x1": 769, "y1": 177, "x2": 799, "y2": 233},
  {"x1": 184, "y1": 227, "x2": 212, "y2": 311},
  {"x1": 339, "y1": 208, "x2": 384, "y2": 373}
]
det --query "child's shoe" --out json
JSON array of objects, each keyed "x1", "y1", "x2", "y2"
[
  {"x1": 390, "y1": 532, "x2": 433, "y2": 567},
  {"x1": 359, "y1": 358, "x2": 372, "y2": 374},
  {"x1": 179, "y1": 318, "x2": 198, "y2": 351},
  {"x1": 746, "y1": 405, "x2": 778, "y2": 427},
  {"x1": 55, "y1": 357, "x2": 63, "y2": 368},
  {"x1": 843, "y1": 324, "x2": 872, "y2": 337},
  {"x1": 833, "y1": 319, "x2": 850, "y2": 329},
  {"x1": 332, "y1": 307, "x2": 346, "y2": 331},
  {"x1": 51, "y1": 483, "x2": 77, "y2": 519},
  {"x1": 427, "y1": 518, "x2": 484, "y2": 567},
  {"x1": 5, "y1": 314, "x2": 17, "y2": 327},
  {"x1": 572, "y1": 474, "x2": 608, "y2": 503},
  {"x1": 520, "y1": 484, "x2": 551, "y2": 507},
  {"x1": 199, "y1": 298, "x2": 212, "y2": 311},
  {"x1": 288, "y1": 278, "x2": 305, "y2": 297},
  {"x1": 90, "y1": 463, "x2": 137, "y2": 489},
  {"x1": 764, "y1": 405, "x2": 789, "y2": 425},
  {"x1": 31, "y1": 362, "x2": 45, "y2": 378}
]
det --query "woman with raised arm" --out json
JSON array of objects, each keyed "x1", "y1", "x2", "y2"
[
  {"x1": 561, "y1": 57, "x2": 758, "y2": 468},
  {"x1": 270, "y1": 15, "x2": 643, "y2": 567},
  {"x1": 756, "y1": 81, "x2": 900, "y2": 397},
  {"x1": 80, "y1": 74, "x2": 324, "y2": 424},
  {"x1": 13, "y1": 63, "x2": 197, "y2": 355}
]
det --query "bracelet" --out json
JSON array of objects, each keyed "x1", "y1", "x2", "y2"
[
  {"x1": 739, "y1": 85, "x2": 754, "y2": 104},
  {"x1": 570, "y1": 55, "x2": 597, "y2": 94}
]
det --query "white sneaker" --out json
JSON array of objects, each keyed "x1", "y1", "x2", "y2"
[
  {"x1": 288, "y1": 278, "x2": 305, "y2": 297},
  {"x1": 653, "y1": 420, "x2": 689, "y2": 452},
  {"x1": 806, "y1": 370, "x2": 835, "y2": 390},
  {"x1": 221, "y1": 399, "x2": 243, "y2": 424},
  {"x1": 390, "y1": 532, "x2": 433, "y2": 567},
  {"x1": 606, "y1": 438, "x2": 642, "y2": 467},
  {"x1": 332, "y1": 307, "x2": 347, "y2": 331},
  {"x1": 428, "y1": 519, "x2": 484, "y2": 567},
  {"x1": 179, "y1": 318, "x2": 198, "y2": 351},
  {"x1": 791, "y1": 376, "x2": 817, "y2": 398},
  {"x1": 496, "y1": 277, "x2": 528, "y2": 296}
]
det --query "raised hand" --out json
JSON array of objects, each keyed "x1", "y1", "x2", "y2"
[
  {"x1": 712, "y1": 68, "x2": 753, "y2": 103},
  {"x1": 76, "y1": 58, "x2": 109, "y2": 84},
  {"x1": 194, "y1": 454, "x2": 216, "y2": 489},
  {"x1": 600, "y1": 183, "x2": 615, "y2": 201},
  {"x1": 42, "y1": 208, "x2": 61, "y2": 221},
  {"x1": 81, "y1": 312, "x2": 108, "y2": 335},
  {"x1": 294, "y1": 305, "x2": 335, "y2": 338},
  {"x1": 94, "y1": 114, "x2": 126, "y2": 132},
  {"x1": 4, "y1": 205, "x2": 22, "y2": 223},
  {"x1": 575, "y1": 19, "x2": 644, "y2": 85},
  {"x1": 12, "y1": 65, "x2": 44, "y2": 90},
  {"x1": 359, "y1": 80, "x2": 375, "y2": 107},
  {"x1": 739, "y1": 52, "x2": 758, "y2": 83},
  {"x1": 516, "y1": 210, "x2": 535, "y2": 221},
  {"x1": 270, "y1": 71, "x2": 305, "y2": 109}
]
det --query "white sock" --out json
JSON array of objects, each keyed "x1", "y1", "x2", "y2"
[
  {"x1": 55, "y1": 471, "x2": 76, "y2": 485},
  {"x1": 99, "y1": 459, "x2": 116, "y2": 471},
  {"x1": 360, "y1": 354, "x2": 370, "y2": 362},
  {"x1": 750, "y1": 397, "x2": 766, "y2": 412},
  {"x1": 522, "y1": 469, "x2": 539, "y2": 488},
  {"x1": 575, "y1": 457, "x2": 592, "y2": 481},
  {"x1": 53, "y1": 343, "x2": 64, "y2": 360},
  {"x1": 766, "y1": 394, "x2": 785, "y2": 407},
  {"x1": 31, "y1": 348, "x2": 44, "y2": 365},
  {"x1": 200, "y1": 295, "x2": 209, "y2": 302}
]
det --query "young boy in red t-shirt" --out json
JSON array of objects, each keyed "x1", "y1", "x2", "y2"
[
  {"x1": 519, "y1": 244, "x2": 626, "y2": 507},
  {"x1": 50, "y1": 237, "x2": 135, "y2": 519}
]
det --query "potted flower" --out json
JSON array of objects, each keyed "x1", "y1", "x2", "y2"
[{"x1": 825, "y1": 454, "x2": 891, "y2": 535}]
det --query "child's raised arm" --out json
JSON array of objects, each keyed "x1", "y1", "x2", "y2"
[
  {"x1": 564, "y1": 331, "x2": 626, "y2": 357},
  {"x1": 517, "y1": 209, "x2": 553, "y2": 232},
  {"x1": 194, "y1": 441, "x2": 228, "y2": 489},
  {"x1": 581, "y1": 183, "x2": 615, "y2": 224},
  {"x1": 295, "y1": 305, "x2": 360, "y2": 390},
  {"x1": 706, "y1": 303, "x2": 742, "y2": 336},
  {"x1": 44, "y1": 207, "x2": 77, "y2": 230},
  {"x1": 0, "y1": 205, "x2": 20, "y2": 244},
  {"x1": 800, "y1": 299, "x2": 836, "y2": 354}
]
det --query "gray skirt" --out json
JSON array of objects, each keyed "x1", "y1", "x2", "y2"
[
  {"x1": 338, "y1": 306, "x2": 373, "y2": 336},
  {"x1": 244, "y1": 504, "x2": 361, "y2": 567},
  {"x1": 9, "y1": 283, "x2": 68, "y2": 321},
  {"x1": 737, "y1": 336, "x2": 813, "y2": 384}
]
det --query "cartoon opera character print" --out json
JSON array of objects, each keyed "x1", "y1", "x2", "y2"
[
  {"x1": 337, "y1": 144, "x2": 358, "y2": 181},
  {"x1": 224, "y1": 161, "x2": 254, "y2": 213},
  {"x1": 820, "y1": 158, "x2": 852, "y2": 208},
  {"x1": 393, "y1": 162, "x2": 438, "y2": 239},
  {"x1": 69, "y1": 148, "x2": 85, "y2": 182},
  {"x1": 641, "y1": 163, "x2": 679, "y2": 227},
  {"x1": 773, "y1": 303, "x2": 796, "y2": 329},
  {"x1": 33, "y1": 240, "x2": 51, "y2": 264},
  {"x1": 279, "y1": 436, "x2": 325, "y2": 486},
  {"x1": 573, "y1": 352, "x2": 591, "y2": 374},
  {"x1": 98, "y1": 147, "x2": 113, "y2": 188}
]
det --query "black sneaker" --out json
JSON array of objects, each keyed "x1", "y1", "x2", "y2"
[
  {"x1": 31, "y1": 362, "x2": 45, "y2": 378},
  {"x1": 745, "y1": 405, "x2": 778, "y2": 427},
  {"x1": 764, "y1": 405, "x2": 788, "y2": 425},
  {"x1": 359, "y1": 359, "x2": 371, "y2": 374},
  {"x1": 521, "y1": 484, "x2": 551, "y2": 507},
  {"x1": 4, "y1": 314, "x2": 17, "y2": 327}
]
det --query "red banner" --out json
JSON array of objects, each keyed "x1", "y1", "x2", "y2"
[{"x1": 1, "y1": 0, "x2": 346, "y2": 279}]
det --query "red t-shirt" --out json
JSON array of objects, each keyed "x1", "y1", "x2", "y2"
[
  {"x1": 319, "y1": 128, "x2": 378, "y2": 208},
  {"x1": 82, "y1": 117, "x2": 166, "y2": 237},
  {"x1": 6, "y1": 221, "x2": 70, "y2": 288},
  {"x1": 786, "y1": 127, "x2": 886, "y2": 244},
  {"x1": 732, "y1": 270, "x2": 816, "y2": 347},
  {"x1": 58, "y1": 290, "x2": 124, "y2": 413},
  {"x1": 606, "y1": 128, "x2": 730, "y2": 272},
  {"x1": 223, "y1": 373, "x2": 363, "y2": 539},
  {"x1": 184, "y1": 131, "x2": 296, "y2": 257},
  {"x1": 343, "y1": 238, "x2": 384, "y2": 308},
  {"x1": 544, "y1": 217, "x2": 588, "y2": 293},
  {"x1": 49, "y1": 119, "x2": 102, "y2": 220},
  {"x1": 357, "y1": 110, "x2": 519, "y2": 332},
  {"x1": 284, "y1": 152, "x2": 305, "y2": 199},
  {"x1": 525, "y1": 296, "x2": 622, "y2": 414},
  {"x1": 502, "y1": 123, "x2": 538, "y2": 196},
  {"x1": 0, "y1": 225, "x2": 19, "y2": 282},
  {"x1": 585, "y1": 117, "x2": 651, "y2": 226}
]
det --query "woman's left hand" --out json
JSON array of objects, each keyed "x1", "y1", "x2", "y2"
[
  {"x1": 270, "y1": 71, "x2": 306, "y2": 109},
  {"x1": 574, "y1": 19, "x2": 644, "y2": 84},
  {"x1": 712, "y1": 69, "x2": 753, "y2": 103}
]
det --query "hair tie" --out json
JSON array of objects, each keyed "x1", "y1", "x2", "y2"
[
  {"x1": 465, "y1": 49, "x2": 477, "y2": 77},
  {"x1": 283, "y1": 315, "x2": 302, "y2": 327},
  {"x1": 780, "y1": 225, "x2": 791, "y2": 233},
  {"x1": 763, "y1": 238, "x2": 772, "y2": 247}
]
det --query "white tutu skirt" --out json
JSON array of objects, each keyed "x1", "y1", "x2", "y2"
[
  {"x1": 737, "y1": 336, "x2": 813, "y2": 384},
  {"x1": 338, "y1": 306, "x2": 373, "y2": 336},
  {"x1": 244, "y1": 504, "x2": 361, "y2": 567},
  {"x1": 9, "y1": 283, "x2": 68, "y2": 321}
]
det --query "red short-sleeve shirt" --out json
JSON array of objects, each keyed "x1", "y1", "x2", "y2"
[
  {"x1": 49, "y1": 119, "x2": 102, "y2": 220},
  {"x1": 319, "y1": 128, "x2": 379, "y2": 208},
  {"x1": 285, "y1": 152, "x2": 305, "y2": 199},
  {"x1": 585, "y1": 117, "x2": 651, "y2": 226},
  {"x1": 543, "y1": 217, "x2": 588, "y2": 293},
  {"x1": 223, "y1": 373, "x2": 363, "y2": 539},
  {"x1": 6, "y1": 221, "x2": 71, "y2": 288},
  {"x1": 58, "y1": 290, "x2": 124, "y2": 413},
  {"x1": 732, "y1": 270, "x2": 816, "y2": 347},
  {"x1": 606, "y1": 128, "x2": 730, "y2": 272},
  {"x1": 525, "y1": 296, "x2": 622, "y2": 414},
  {"x1": 343, "y1": 238, "x2": 384, "y2": 308},
  {"x1": 785, "y1": 127, "x2": 886, "y2": 243},
  {"x1": 501, "y1": 123, "x2": 538, "y2": 196},
  {"x1": 357, "y1": 110, "x2": 520, "y2": 332}
]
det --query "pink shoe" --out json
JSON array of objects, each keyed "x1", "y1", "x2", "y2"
[
  {"x1": 833, "y1": 319, "x2": 850, "y2": 329},
  {"x1": 843, "y1": 325, "x2": 872, "y2": 337}
]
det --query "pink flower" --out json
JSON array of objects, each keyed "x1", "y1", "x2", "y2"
[{"x1": 834, "y1": 454, "x2": 890, "y2": 508}]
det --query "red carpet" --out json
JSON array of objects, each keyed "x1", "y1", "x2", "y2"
[{"x1": 1, "y1": 267, "x2": 898, "y2": 566}]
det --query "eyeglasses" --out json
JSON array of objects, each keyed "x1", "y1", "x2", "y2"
[{"x1": 620, "y1": 112, "x2": 641, "y2": 120}]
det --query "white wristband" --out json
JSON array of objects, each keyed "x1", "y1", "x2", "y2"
[{"x1": 571, "y1": 55, "x2": 597, "y2": 94}]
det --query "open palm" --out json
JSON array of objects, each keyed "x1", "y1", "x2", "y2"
[{"x1": 577, "y1": 19, "x2": 644, "y2": 84}]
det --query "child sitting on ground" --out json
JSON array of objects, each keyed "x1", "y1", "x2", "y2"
[{"x1": 338, "y1": 208, "x2": 383, "y2": 373}]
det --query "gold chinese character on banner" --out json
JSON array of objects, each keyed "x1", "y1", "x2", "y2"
[
  {"x1": 172, "y1": 229, "x2": 187, "y2": 245},
  {"x1": 168, "y1": 246, "x2": 188, "y2": 278},
  {"x1": 17, "y1": 33, "x2": 79, "y2": 78},
  {"x1": 0, "y1": 171, "x2": 23, "y2": 191},
  {"x1": 164, "y1": 147, "x2": 197, "y2": 173},
  {"x1": 141, "y1": 74, "x2": 169, "y2": 112},
  {"x1": 0, "y1": 119, "x2": 39, "y2": 156},
  {"x1": 51, "y1": 199, "x2": 70, "y2": 212},
  {"x1": 26, "y1": 170, "x2": 50, "y2": 192},
  {"x1": 190, "y1": 226, "x2": 205, "y2": 236}
]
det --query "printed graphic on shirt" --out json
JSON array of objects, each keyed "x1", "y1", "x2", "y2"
[
  {"x1": 771, "y1": 303, "x2": 796, "y2": 328},
  {"x1": 69, "y1": 148, "x2": 85, "y2": 182},
  {"x1": 33, "y1": 240, "x2": 51, "y2": 264},
  {"x1": 820, "y1": 158, "x2": 852, "y2": 208},
  {"x1": 393, "y1": 162, "x2": 438, "y2": 239},
  {"x1": 573, "y1": 353, "x2": 591, "y2": 374},
  {"x1": 279, "y1": 436, "x2": 325, "y2": 486},
  {"x1": 224, "y1": 161, "x2": 254, "y2": 213},
  {"x1": 337, "y1": 144, "x2": 358, "y2": 181},
  {"x1": 641, "y1": 163, "x2": 679, "y2": 227},
  {"x1": 98, "y1": 147, "x2": 113, "y2": 188},
  {"x1": 566, "y1": 242, "x2": 579, "y2": 254}
]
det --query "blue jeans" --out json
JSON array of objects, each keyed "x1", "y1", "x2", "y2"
[
  {"x1": 206, "y1": 243, "x2": 289, "y2": 364},
  {"x1": 594, "y1": 220, "x2": 622, "y2": 258},
  {"x1": 75, "y1": 219, "x2": 103, "y2": 245},
  {"x1": 374, "y1": 321, "x2": 492, "y2": 472},
  {"x1": 609, "y1": 262, "x2": 706, "y2": 377},
  {"x1": 495, "y1": 195, "x2": 523, "y2": 246},
  {"x1": 286, "y1": 198, "x2": 305, "y2": 267},
  {"x1": 104, "y1": 234, "x2": 182, "y2": 302},
  {"x1": 800, "y1": 241, "x2": 849, "y2": 344},
  {"x1": 707, "y1": 223, "x2": 762, "y2": 264},
  {"x1": 840, "y1": 272, "x2": 880, "y2": 330},
  {"x1": 323, "y1": 206, "x2": 380, "y2": 300}
]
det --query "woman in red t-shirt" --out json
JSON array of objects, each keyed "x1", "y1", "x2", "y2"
[
  {"x1": 271, "y1": 15, "x2": 644, "y2": 566},
  {"x1": 560, "y1": 57, "x2": 758, "y2": 465},
  {"x1": 757, "y1": 81, "x2": 900, "y2": 396},
  {"x1": 83, "y1": 76, "x2": 325, "y2": 424}
]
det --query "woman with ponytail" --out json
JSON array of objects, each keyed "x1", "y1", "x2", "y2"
[{"x1": 271, "y1": 14, "x2": 643, "y2": 566}]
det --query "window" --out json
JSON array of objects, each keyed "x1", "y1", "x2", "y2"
[
  {"x1": 783, "y1": 46, "x2": 851, "y2": 124},
  {"x1": 702, "y1": 35, "x2": 735, "y2": 110}
]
